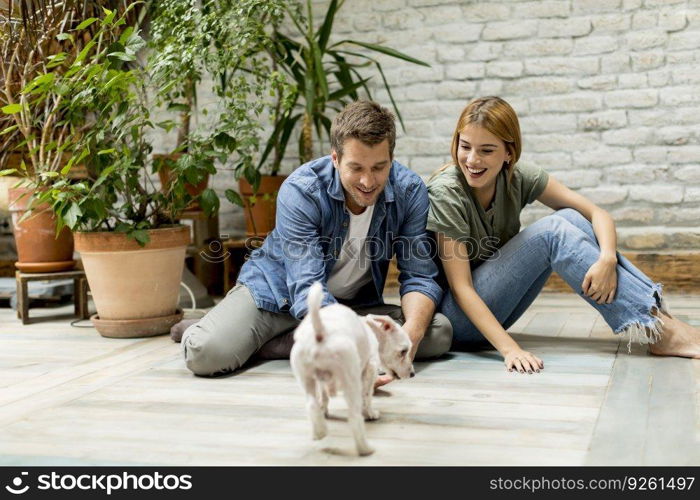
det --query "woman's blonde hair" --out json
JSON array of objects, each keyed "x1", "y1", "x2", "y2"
[{"x1": 433, "y1": 96, "x2": 522, "y2": 182}]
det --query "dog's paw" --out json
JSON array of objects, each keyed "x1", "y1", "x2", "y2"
[
  {"x1": 357, "y1": 445, "x2": 375, "y2": 456},
  {"x1": 363, "y1": 408, "x2": 380, "y2": 421},
  {"x1": 312, "y1": 425, "x2": 328, "y2": 440}
]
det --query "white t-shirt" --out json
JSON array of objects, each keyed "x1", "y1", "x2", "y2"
[{"x1": 327, "y1": 205, "x2": 375, "y2": 300}]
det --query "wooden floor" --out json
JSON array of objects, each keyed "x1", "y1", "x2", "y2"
[{"x1": 0, "y1": 293, "x2": 698, "y2": 466}]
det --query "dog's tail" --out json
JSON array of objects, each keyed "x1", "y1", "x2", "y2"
[{"x1": 307, "y1": 281, "x2": 326, "y2": 343}]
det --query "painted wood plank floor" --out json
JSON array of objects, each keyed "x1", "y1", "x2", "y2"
[{"x1": 0, "y1": 293, "x2": 698, "y2": 466}]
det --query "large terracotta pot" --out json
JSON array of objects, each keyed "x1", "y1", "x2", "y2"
[
  {"x1": 239, "y1": 175, "x2": 287, "y2": 236},
  {"x1": 74, "y1": 225, "x2": 190, "y2": 338},
  {"x1": 8, "y1": 187, "x2": 75, "y2": 273},
  {"x1": 154, "y1": 153, "x2": 209, "y2": 210}
]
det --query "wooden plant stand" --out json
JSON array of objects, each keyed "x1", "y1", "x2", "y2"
[{"x1": 15, "y1": 269, "x2": 90, "y2": 325}]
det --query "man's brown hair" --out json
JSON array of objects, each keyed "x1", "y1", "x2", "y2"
[{"x1": 330, "y1": 100, "x2": 396, "y2": 159}]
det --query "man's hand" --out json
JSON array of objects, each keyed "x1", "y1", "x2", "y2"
[
  {"x1": 374, "y1": 372, "x2": 394, "y2": 389},
  {"x1": 401, "y1": 320, "x2": 425, "y2": 362}
]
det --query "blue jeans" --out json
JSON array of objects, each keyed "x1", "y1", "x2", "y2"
[{"x1": 440, "y1": 208, "x2": 666, "y2": 351}]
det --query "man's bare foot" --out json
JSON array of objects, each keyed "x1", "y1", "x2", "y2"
[
  {"x1": 257, "y1": 331, "x2": 295, "y2": 359},
  {"x1": 170, "y1": 318, "x2": 200, "y2": 343},
  {"x1": 649, "y1": 312, "x2": 700, "y2": 359}
]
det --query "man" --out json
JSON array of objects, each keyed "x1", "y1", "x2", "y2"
[{"x1": 181, "y1": 100, "x2": 452, "y2": 385}]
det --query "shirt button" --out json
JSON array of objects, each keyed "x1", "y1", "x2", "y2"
[
  {"x1": 343, "y1": 221, "x2": 348, "y2": 227},
  {"x1": 282, "y1": 298, "x2": 288, "y2": 304}
]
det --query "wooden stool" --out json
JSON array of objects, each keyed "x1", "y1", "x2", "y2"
[
  {"x1": 222, "y1": 236, "x2": 265, "y2": 293},
  {"x1": 15, "y1": 269, "x2": 90, "y2": 324}
]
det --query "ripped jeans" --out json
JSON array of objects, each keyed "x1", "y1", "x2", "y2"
[{"x1": 440, "y1": 208, "x2": 667, "y2": 351}]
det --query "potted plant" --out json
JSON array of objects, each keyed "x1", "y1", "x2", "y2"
[
  {"x1": 146, "y1": 0, "x2": 290, "y2": 222},
  {"x1": 228, "y1": 0, "x2": 431, "y2": 236},
  {"x1": 0, "y1": 0, "x2": 82, "y2": 271},
  {"x1": 32, "y1": 6, "x2": 195, "y2": 338},
  {"x1": 146, "y1": 0, "x2": 213, "y2": 210},
  {"x1": 0, "y1": 0, "x2": 147, "y2": 271}
]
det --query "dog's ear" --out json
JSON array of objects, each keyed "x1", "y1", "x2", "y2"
[{"x1": 365, "y1": 314, "x2": 395, "y2": 335}]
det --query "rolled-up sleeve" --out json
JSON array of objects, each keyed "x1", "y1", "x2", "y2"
[
  {"x1": 275, "y1": 181, "x2": 337, "y2": 319},
  {"x1": 427, "y1": 185, "x2": 471, "y2": 243},
  {"x1": 393, "y1": 181, "x2": 443, "y2": 306}
]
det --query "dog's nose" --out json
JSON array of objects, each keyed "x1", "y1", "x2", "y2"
[{"x1": 410, "y1": 371, "x2": 415, "y2": 378}]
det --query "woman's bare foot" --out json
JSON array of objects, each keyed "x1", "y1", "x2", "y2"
[{"x1": 649, "y1": 312, "x2": 700, "y2": 359}]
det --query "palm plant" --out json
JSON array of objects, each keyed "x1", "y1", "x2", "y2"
[{"x1": 257, "y1": 0, "x2": 430, "y2": 176}]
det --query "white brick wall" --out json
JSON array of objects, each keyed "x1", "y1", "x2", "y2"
[{"x1": 174, "y1": 0, "x2": 700, "y2": 251}]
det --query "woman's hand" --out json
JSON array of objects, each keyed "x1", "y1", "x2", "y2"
[
  {"x1": 582, "y1": 257, "x2": 618, "y2": 304},
  {"x1": 503, "y1": 348, "x2": 544, "y2": 373}
]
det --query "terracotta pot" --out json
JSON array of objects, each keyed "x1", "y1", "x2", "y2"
[
  {"x1": 239, "y1": 175, "x2": 287, "y2": 236},
  {"x1": 74, "y1": 225, "x2": 191, "y2": 338},
  {"x1": 154, "y1": 153, "x2": 209, "y2": 210},
  {"x1": 8, "y1": 187, "x2": 75, "y2": 273}
]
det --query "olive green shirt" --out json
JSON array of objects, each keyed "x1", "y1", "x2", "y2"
[{"x1": 427, "y1": 163, "x2": 549, "y2": 268}]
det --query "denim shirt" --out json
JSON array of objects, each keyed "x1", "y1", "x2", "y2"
[{"x1": 237, "y1": 155, "x2": 443, "y2": 319}]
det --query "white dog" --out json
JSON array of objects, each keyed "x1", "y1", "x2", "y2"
[{"x1": 290, "y1": 282, "x2": 414, "y2": 456}]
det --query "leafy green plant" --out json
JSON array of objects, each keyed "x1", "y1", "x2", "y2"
[
  {"x1": 256, "y1": 0, "x2": 430, "y2": 179},
  {"x1": 26, "y1": 5, "x2": 197, "y2": 245},
  {"x1": 146, "y1": 0, "x2": 292, "y2": 216},
  {"x1": 0, "y1": 0, "x2": 147, "y2": 179}
]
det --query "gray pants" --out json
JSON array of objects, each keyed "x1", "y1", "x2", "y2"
[{"x1": 182, "y1": 283, "x2": 453, "y2": 376}]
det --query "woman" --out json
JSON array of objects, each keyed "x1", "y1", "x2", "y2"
[{"x1": 427, "y1": 96, "x2": 700, "y2": 374}]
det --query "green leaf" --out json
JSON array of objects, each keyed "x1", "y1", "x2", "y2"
[
  {"x1": 56, "y1": 33, "x2": 73, "y2": 42},
  {"x1": 97, "y1": 149, "x2": 116, "y2": 155},
  {"x1": 225, "y1": 189, "x2": 243, "y2": 207},
  {"x1": 131, "y1": 229, "x2": 150, "y2": 246},
  {"x1": 327, "y1": 77, "x2": 370, "y2": 101},
  {"x1": 65, "y1": 203, "x2": 82, "y2": 228},
  {"x1": 103, "y1": 8, "x2": 116, "y2": 25},
  {"x1": 375, "y1": 60, "x2": 405, "y2": 131},
  {"x1": 22, "y1": 73, "x2": 55, "y2": 94},
  {"x1": 76, "y1": 40, "x2": 96, "y2": 63},
  {"x1": 316, "y1": 0, "x2": 339, "y2": 51},
  {"x1": 200, "y1": 188, "x2": 220, "y2": 216},
  {"x1": 156, "y1": 121, "x2": 176, "y2": 132},
  {"x1": 0, "y1": 125, "x2": 19, "y2": 136},
  {"x1": 118, "y1": 26, "x2": 134, "y2": 46},
  {"x1": 108, "y1": 51, "x2": 136, "y2": 62},
  {"x1": 75, "y1": 18, "x2": 98, "y2": 30},
  {"x1": 1, "y1": 103, "x2": 22, "y2": 114},
  {"x1": 47, "y1": 52, "x2": 68, "y2": 69},
  {"x1": 0, "y1": 169, "x2": 18, "y2": 176},
  {"x1": 311, "y1": 38, "x2": 328, "y2": 100},
  {"x1": 335, "y1": 40, "x2": 431, "y2": 67},
  {"x1": 167, "y1": 103, "x2": 190, "y2": 113}
]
